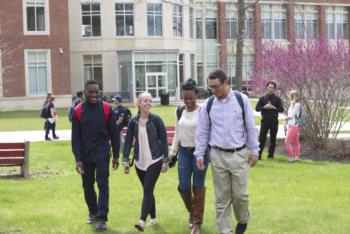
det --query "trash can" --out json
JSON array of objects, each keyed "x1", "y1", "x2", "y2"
[{"x1": 160, "y1": 91, "x2": 169, "y2": 105}]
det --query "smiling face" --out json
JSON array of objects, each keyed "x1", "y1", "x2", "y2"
[
  {"x1": 137, "y1": 92, "x2": 152, "y2": 114},
  {"x1": 267, "y1": 83, "x2": 276, "y2": 95},
  {"x1": 183, "y1": 89, "x2": 197, "y2": 110},
  {"x1": 85, "y1": 83, "x2": 99, "y2": 104}
]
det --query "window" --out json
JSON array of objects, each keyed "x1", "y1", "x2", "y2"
[
  {"x1": 227, "y1": 54, "x2": 254, "y2": 88},
  {"x1": 179, "y1": 54, "x2": 184, "y2": 84},
  {"x1": 173, "y1": 4, "x2": 182, "y2": 37},
  {"x1": 262, "y1": 4, "x2": 287, "y2": 40},
  {"x1": 115, "y1": 3, "x2": 134, "y2": 36},
  {"x1": 226, "y1": 4, "x2": 253, "y2": 39},
  {"x1": 147, "y1": 3, "x2": 162, "y2": 36},
  {"x1": 295, "y1": 5, "x2": 318, "y2": 39},
  {"x1": 189, "y1": 7, "x2": 194, "y2": 38},
  {"x1": 196, "y1": 63, "x2": 204, "y2": 88},
  {"x1": 26, "y1": 50, "x2": 50, "y2": 96},
  {"x1": 190, "y1": 54, "x2": 195, "y2": 79},
  {"x1": 205, "y1": 11, "x2": 217, "y2": 39},
  {"x1": 326, "y1": 6, "x2": 348, "y2": 40},
  {"x1": 24, "y1": 0, "x2": 48, "y2": 34},
  {"x1": 196, "y1": 15, "x2": 202, "y2": 39},
  {"x1": 81, "y1": 3, "x2": 101, "y2": 37},
  {"x1": 83, "y1": 55, "x2": 103, "y2": 90}
]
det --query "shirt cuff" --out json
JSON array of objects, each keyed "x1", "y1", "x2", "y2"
[{"x1": 196, "y1": 155, "x2": 204, "y2": 161}]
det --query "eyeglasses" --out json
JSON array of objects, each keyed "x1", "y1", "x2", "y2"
[{"x1": 208, "y1": 82, "x2": 224, "y2": 90}]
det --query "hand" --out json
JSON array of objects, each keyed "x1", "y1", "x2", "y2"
[
  {"x1": 75, "y1": 161, "x2": 84, "y2": 175},
  {"x1": 168, "y1": 154, "x2": 177, "y2": 168},
  {"x1": 196, "y1": 159, "x2": 206, "y2": 171},
  {"x1": 248, "y1": 155, "x2": 258, "y2": 167},
  {"x1": 123, "y1": 161, "x2": 130, "y2": 174},
  {"x1": 112, "y1": 158, "x2": 119, "y2": 170},
  {"x1": 161, "y1": 162, "x2": 169, "y2": 173}
]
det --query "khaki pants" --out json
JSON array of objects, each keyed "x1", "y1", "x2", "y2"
[{"x1": 210, "y1": 147, "x2": 251, "y2": 234}]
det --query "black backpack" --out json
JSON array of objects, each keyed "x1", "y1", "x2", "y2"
[
  {"x1": 122, "y1": 107, "x2": 132, "y2": 127},
  {"x1": 40, "y1": 103, "x2": 50, "y2": 119},
  {"x1": 68, "y1": 99, "x2": 82, "y2": 122}
]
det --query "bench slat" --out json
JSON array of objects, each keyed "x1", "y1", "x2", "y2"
[
  {"x1": 0, "y1": 150, "x2": 25, "y2": 157},
  {"x1": 0, "y1": 143, "x2": 25, "y2": 149},
  {"x1": 0, "y1": 158, "x2": 24, "y2": 166}
]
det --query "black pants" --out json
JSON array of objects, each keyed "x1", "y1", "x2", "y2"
[
  {"x1": 259, "y1": 119, "x2": 279, "y2": 157},
  {"x1": 135, "y1": 159, "x2": 162, "y2": 221},
  {"x1": 45, "y1": 121, "x2": 57, "y2": 138},
  {"x1": 81, "y1": 159, "x2": 110, "y2": 221}
]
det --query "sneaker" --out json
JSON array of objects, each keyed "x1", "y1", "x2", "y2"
[
  {"x1": 134, "y1": 220, "x2": 145, "y2": 232},
  {"x1": 235, "y1": 223, "x2": 247, "y2": 234},
  {"x1": 86, "y1": 214, "x2": 96, "y2": 224},
  {"x1": 96, "y1": 221, "x2": 107, "y2": 231},
  {"x1": 287, "y1": 158, "x2": 295, "y2": 163},
  {"x1": 53, "y1": 136, "x2": 59, "y2": 140},
  {"x1": 45, "y1": 137, "x2": 52, "y2": 141},
  {"x1": 147, "y1": 218, "x2": 157, "y2": 227}
]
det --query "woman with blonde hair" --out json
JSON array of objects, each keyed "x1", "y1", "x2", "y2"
[
  {"x1": 122, "y1": 92, "x2": 169, "y2": 232},
  {"x1": 284, "y1": 90, "x2": 301, "y2": 162}
]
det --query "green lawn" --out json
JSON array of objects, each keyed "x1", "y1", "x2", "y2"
[{"x1": 0, "y1": 141, "x2": 349, "y2": 233}]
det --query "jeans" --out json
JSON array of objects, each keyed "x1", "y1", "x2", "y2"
[
  {"x1": 81, "y1": 158, "x2": 110, "y2": 221},
  {"x1": 178, "y1": 145, "x2": 209, "y2": 192}
]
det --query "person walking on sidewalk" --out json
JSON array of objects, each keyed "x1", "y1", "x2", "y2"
[
  {"x1": 285, "y1": 90, "x2": 301, "y2": 162},
  {"x1": 45, "y1": 96, "x2": 59, "y2": 141},
  {"x1": 255, "y1": 81, "x2": 284, "y2": 159},
  {"x1": 71, "y1": 80, "x2": 120, "y2": 231},
  {"x1": 194, "y1": 69, "x2": 259, "y2": 234},
  {"x1": 122, "y1": 92, "x2": 169, "y2": 232},
  {"x1": 169, "y1": 79, "x2": 209, "y2": 234}
]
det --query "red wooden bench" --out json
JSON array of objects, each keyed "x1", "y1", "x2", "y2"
[
  {"x1": 0, "y1": 142, "x2": 30, "y2": 178},
  {"x1": 121, "y1": 126, "x2": 176, "y2": 145}
]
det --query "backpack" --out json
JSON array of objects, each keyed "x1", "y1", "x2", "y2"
[
  {"x1": 40, "y1": 103, "x2": 50, "y2": 119},
  {"x1": 296, "y1": 105, "x2": 307, "y2": 126},
  {"x1": 122, "y1": 107, "x2": 132, "y2": 127},
  {"x1": 74, "y1": 101, "x2": 111, "y2": 124},
  {"x1": 206, "y1": 90, "x2": 246, "y2": 128},
  {"x1": 68, "y1": 99, "x2": 82, "y2": 122},
  {"x1": 176, "y1": 105, "x2": 186, "y2": 120}
]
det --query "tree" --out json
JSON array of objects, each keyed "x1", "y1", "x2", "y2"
[{"x1": 253, "y1": 39, "x2": 350, "y2": 149}]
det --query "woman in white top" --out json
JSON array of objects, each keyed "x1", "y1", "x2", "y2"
[
  {"x1": 122, "y1": 92, "x2": 169, "y2": 231},
  {"x1": 169, "y1": 79, "x2": 209, "y2": 234},
  {"x1": 285, "y1": 90, "x2": 301, "y2": 162}
]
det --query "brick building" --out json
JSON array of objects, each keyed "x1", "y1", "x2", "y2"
[{"x1": 0, "y1": 0, "x2": 70, "y2": 111}]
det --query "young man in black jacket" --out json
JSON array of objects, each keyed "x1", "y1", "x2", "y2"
[
  {"x1": 255, "y1": 81, "x2": 284, "y2": 160},
  {"x1": 71, "y1": 80, "x2": 120, "y2": 231}
]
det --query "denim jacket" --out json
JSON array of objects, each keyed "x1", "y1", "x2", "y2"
[{"x1": 122, "y1": 112, "x2": 169, "y2": 163}]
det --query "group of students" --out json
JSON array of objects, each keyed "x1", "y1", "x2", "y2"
[
  {"x1": 71, "y1": 70, "x2": 302, "y2": 234},
  {"x1": 256, "y1": 81, "x2": 302, "y2": 162}
]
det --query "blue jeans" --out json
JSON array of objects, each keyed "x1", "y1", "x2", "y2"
[{"x1": 178, "y1": 145, "x2": 209, "y2": 192}]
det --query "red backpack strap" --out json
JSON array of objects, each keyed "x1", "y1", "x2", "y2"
[
  {"x1": 102, "y1": 101, "x2": 110, "y2": 124},
  {"x1": 75, "y1": 103, "x2": 83, "y2": 122}
]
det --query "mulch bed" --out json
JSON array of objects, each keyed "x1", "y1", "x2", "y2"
[{"x1": 272, "y1": 138, "x2": 350, "y2": 163}]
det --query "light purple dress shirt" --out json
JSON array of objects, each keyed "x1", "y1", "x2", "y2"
[{"x1": 194, "y1": 90, "x2": 259, "y2": 160}]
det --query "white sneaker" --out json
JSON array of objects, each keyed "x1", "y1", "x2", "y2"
[
  {"x1": 147, "y1": 218, "x2": 157, "y2": 227},
  {"x1": 134, "y1": 220, "x2": 145, "y2": 232}
]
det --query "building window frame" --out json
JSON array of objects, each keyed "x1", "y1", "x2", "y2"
[
  {"x1": 295, "y1": 5, "x2": 319, "y2": 39},
  {"x1": 326, "y1": 6, "x2": 348, "y2": 40},
  {"x1": 226, "y1": 4, "x2": 253, "y2": 40},
  {"x1": 115, "y1": 3, "x2": 134, "y2": 36},
  {"x1": 23, "y1": 0, "x2": 50, "y2": 35},
  {"x1": 81, "y1": 2, "x2": 101, "y2": 38},
  {"x1": 82, "y1": 54, "x2": 103, "y2": 90},
  {"x1": 147, "y1": 3, "x2": 163, "y2": 37},
  {"x1": 173, "y1": 4, "x2": 183, "y2": 37},
  {"x1": 262, "y1": 4, "x2": 287, "y2": 40},
  {"x1": 24, "y1": 49, "x2": 51, "y2": 96}
]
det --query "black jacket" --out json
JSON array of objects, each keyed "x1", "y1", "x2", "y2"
[
  {"x1": 71, "y1": 100, "x2": 120, "y2": 162},
  {"x1": 256, "y1": 94, "x2": 284, "y2": 120}
]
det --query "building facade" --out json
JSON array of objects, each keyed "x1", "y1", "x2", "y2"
[{"x1": 0, "y1": 0, "x2": 70, "y2": 111}]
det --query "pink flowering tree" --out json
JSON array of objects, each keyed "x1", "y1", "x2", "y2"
[{"x1": 252, "y1": 39, "x2": 350, "y2": 149}]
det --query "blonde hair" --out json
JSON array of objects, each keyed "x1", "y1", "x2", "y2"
[
  {"x1": 135, "y1": 92, "x2": 152, "y2": 113},
  {"x1": 289, "y1": 90, "x2": 300, "y2": 102}
]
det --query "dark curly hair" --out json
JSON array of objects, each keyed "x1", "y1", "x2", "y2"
[{"x1": 181, "y1": 78, "x2": 199, "y2": 93}]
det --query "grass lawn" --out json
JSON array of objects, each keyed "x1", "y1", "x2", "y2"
[{"x1": 1, "y1": 141, "x2": 350, "y2": 233}]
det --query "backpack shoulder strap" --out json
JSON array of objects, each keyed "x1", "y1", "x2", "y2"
[
  {"x1": 102, "y1": 101, "x2": 111, "y2": 124},
  {"x1": 75, "y1": 103, "x2": 82, "y2": 122},
  {"x1": 206, "y1": 96, "x2": 215, "y2": 125},
  {"x1": 234, "y1": 91, "x2": 245, "y2": 128},
  {"x1": 176, "y1": 105, "x2": 186, "y2": 120}
]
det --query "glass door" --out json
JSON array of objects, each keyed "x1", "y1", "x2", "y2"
[{"x1": 146, "y1": 72, "x2": 168, "y2": 101}]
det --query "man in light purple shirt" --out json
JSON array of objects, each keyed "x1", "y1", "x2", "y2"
[{"x1": 194, "y1": 69, "x2": 259, "y2": 234}]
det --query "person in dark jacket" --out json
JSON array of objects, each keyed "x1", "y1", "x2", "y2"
[
  {"x1": 45, "y1": 96, "x2": 59, "y2": 141},
  {"x1": 255, "y1": 81, "x2": 284, "y2": 160},
  {"x1": 71, "y1": 80, "x2": 120, "y2": 231},
  {"x1": 122, "y1": 92, "x2": 169, "y2": 232}
]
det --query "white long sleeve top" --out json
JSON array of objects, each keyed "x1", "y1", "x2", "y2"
[{"x1": 287, "y1": 102, "x2": 302, "y2": 126}]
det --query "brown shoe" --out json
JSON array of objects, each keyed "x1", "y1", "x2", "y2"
[
  {"x1": 178, "y1": 188, "x2": 194, "y2": 228},
  {"x1": 96, "y1": 221, "x2": 107, "y2": 231}
]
